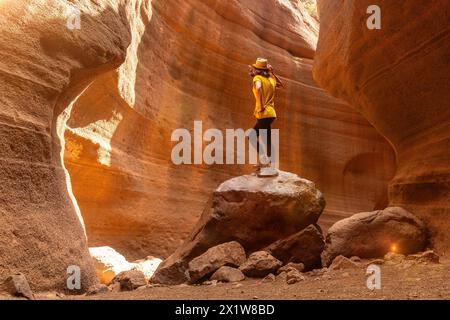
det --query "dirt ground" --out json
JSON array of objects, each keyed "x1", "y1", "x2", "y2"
[
  {"x1": 1, "y1": 259, "x2": 448, "y2": 300},
  {"x1": 61, "y1": 260, "x2": 450, "y2": 300}
]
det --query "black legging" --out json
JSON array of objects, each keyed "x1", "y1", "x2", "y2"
[{"x1": 253, "y1": 117, "x2": 275, "y2": 157}]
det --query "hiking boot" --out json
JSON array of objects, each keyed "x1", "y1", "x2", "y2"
[{"x1": 257, "y1": 167, "x2": 279, "y2": 177}]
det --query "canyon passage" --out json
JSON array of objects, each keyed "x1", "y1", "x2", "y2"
[{"x1": 0, "y1": 0, "x2": 448, "y2": 300}]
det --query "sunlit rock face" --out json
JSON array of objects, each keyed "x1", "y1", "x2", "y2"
[
  {"x1": 89, "y1": 246, "x2": 161, "y2": 284},
  {"x1": 0, "y1": 0, "x2": 138, "y2": 291},
  {"x1": 63, "y1": 0, "x2": 395, "y2": 260},
  {"x1": 313, "y1": 0, "x2": 450, "y2": 253}
]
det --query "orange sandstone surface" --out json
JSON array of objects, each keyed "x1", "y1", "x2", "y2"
[
  {"x1": 64, "y1": 0, "x2": 395, "y2": 260},
  {"x1": 0, "y1": 0, "x2": 400, "y2": 291},
  {"x1": 313, "y1": 0, "x2": 450, "y2": 253}
]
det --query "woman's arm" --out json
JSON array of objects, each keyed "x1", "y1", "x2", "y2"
[
  {"x1": 272, "y1": 73, "x2": 283, "y2": 88},
  {"x1": 268, "y1": 64, "x2": 283, "y2": 88}
]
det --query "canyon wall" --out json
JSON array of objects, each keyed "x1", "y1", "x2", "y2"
[
  {"x1": 313, "y1": 0, "x2": 450, "y2": 253},
  {"x1": 0, "y1": 0, "x2": 140, "y2": 291},
  {"x1": 64, "y1": 0, "x2": 395, "y2": 260},
  {"x1": 0, "y1": 0, "x2": 397, "y2": 292}
]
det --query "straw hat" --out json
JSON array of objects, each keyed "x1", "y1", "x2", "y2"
[{"x1": 250, "y1": 58, "x2": 269, "y2": 70}]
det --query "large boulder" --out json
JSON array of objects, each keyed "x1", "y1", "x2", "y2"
[
  {"x1": 264, "y1": 224, "x2": 324, "y2": 270},
  {"x1": 321, "y1": 207, "x2": 428, "y2": 266},
  {"x1": 187, "y1": 242, "x2": 246, "y2": 283},
  {"x1": 152, "y1": 171, "x2": 325, "y2": 284}
]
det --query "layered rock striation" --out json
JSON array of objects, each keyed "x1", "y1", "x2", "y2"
[{"x1": 313, "y1": 0, "x2": 450, "y2": 253}]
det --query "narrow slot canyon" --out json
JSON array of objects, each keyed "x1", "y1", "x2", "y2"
[{"x1": 61, "y1": 0, "x2": 396, "y2": 270}]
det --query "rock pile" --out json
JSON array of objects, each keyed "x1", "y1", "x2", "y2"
[
  {"x1": 151, "y1": 172, "x2": 436, "y2": 288},
  {"x1": 152, "y1": 171, "x2": 326, "y2": 285}
]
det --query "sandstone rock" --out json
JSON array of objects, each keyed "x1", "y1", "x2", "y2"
[
  {"x1": 0, "y1": 0, "x2": 145, "y2": 291},
  {"x1": 407, "y1": 250, "x2": 440, "y2": 264},
  {"x1": 366, "y1": 259, "x2": 385, "y2": 267},
  {"x1": 277, "y1": 263, "x2": 305, "y2": 274},
  {"x1": 307, "y1": 268, "x2": 328, "y2": 277},
  {"x1": 277, "y1": 271, "x2": 287, "y2": 281},
  {"x1": 150, "y1": 261, "x2": 188, "y2": 286},
  {"x1": 3, "y1": 273, "x2": 34, "y2": 300},
  {"x1": 86, "y1": 284, "x2": 109, "y2": 296},
  {"x1": 265, "y1": 224, "x2": 324, "y2": 270},
  {"x1": 188, "y1": 241, "x2": 246, "y2": 283},
  {"x1": 130, "y1": 256, "x2": 163, "y2": 281},
  {"x1": 112, "y1": 270, "x2": 147, "y2": 291},
  {"x1": 153, "y1": 172, "x2": 324, "y2": 284},
  {"x1": 329, "y1": 256, "x2": 360, "y2": 271},
  {"x1": 417, "y1": 250, "x2": 440, "y2": 264},
  {"x1": 89, "y1": 246, "x2": 132, "y2": 285},
  {"x1": 322, "y1": 207, "x2": 428, "y2": 266},
  {"x1": 210, "y1": 267, "x2": 245, "y2": 283},
  {"x1": 108, "y1": 282, "x2": 122, "y2": 293},
  {"x1": 239, "y1": 251, "x2": 283, "y2": 278},
  {"x1": 314, "y1": 0, "x2": 450, "y2": 254},
  {"x1": 261, "y1": 273, "x2": 276, "y2": 283},
  {"x1": 286, "y1": 269, "x2": 305, "y2": 285},
  {"x1": 207, "y1": 172, "x2": 325, "y2": 252},
  {"x1": 384, "y1": 252, "x2": 406, "y2": 265}
]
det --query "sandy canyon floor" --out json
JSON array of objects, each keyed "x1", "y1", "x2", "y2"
[{"x1": 15, "y1": 259, "x2": 443, "y2": 300}]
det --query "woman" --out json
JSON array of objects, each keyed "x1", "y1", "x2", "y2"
[{"x1": 249, "y1": 58, "x2": 283, "y2": 169}]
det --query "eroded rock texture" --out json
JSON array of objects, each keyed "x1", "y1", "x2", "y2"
[
  {"x1": 0, "y1": 0, "x2": 397, "y2": 291},
  {"x1": 63, "y1": 0, "x2": 395, "y2": 260},
  {"x1": 313, "y1": 0, "x2": 450, "y2": 253}
]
